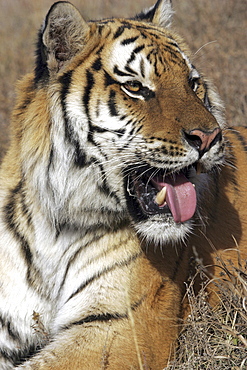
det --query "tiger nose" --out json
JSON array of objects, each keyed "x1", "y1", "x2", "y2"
[{"x1": 184, "y1": 127, "x2": 222, "y2": 154}]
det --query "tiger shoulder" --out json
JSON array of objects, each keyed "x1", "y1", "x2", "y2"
[{"x1": 0, "y1": 0, "x2": 246, "y2": 369}]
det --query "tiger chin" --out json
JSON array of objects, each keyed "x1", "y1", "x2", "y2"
[{"x1": 1, "y1": 0, "x2": 247, "y2": 369}]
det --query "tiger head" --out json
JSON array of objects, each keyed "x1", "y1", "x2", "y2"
[{"x1": 18, "y1": 0, "x2": 225, "y2": 245}]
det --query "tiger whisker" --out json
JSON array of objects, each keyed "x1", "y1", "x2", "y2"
[{"x1": 194, "y1": 40, "x2": 218, "y2": 55}]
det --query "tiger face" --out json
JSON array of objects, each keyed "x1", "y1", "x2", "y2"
[
  {"x1": 95, "y1": 22, "x2": 225, "y2": 244},
  {"x1": 27, "y1": 1, "x2": 224, "y2": 245}
]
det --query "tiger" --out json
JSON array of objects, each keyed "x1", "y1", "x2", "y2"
[{"x1": 0, "y1": 0, "x2": 246, "y2": 368}]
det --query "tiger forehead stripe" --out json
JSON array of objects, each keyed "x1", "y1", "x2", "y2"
[
  {"x1": 113, "y1": 66, "x2": 134, "y2": 78},
  {"x1": 121, "y1": 35, "x2": 139, "y2": 46},
  {"x1": 127, "y1": 45, "x2": 146, "y2": 65},
  {"x1": 113, "y1": 25, "x2": 125, "y2": 39},
  {"x1": 118, "y1": 29, "x2": 183, "y2": 71}
]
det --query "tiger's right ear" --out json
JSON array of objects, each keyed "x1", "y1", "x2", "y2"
[
  {"x1": 35, "y1": 1, "x2": 89, "y2": 81},
  {"x1": 135, "y1": 0, "x2": 174, "y2": 28}
]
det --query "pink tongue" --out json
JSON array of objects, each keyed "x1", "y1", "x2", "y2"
[{"x1": 158, "y1": 174, "x2": 196, "y2": 223}]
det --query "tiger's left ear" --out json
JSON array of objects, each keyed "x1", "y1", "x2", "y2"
[
  {"x1": 35, "y1": 1, "x2": 90, "y2": 81},
  {"x1": 135, "y1": 0, "x2": 173, "y2": 28}
]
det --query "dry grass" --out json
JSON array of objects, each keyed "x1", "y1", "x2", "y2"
[{"x1": 166, "y1": 253, "x2": 247, "y2": 370}]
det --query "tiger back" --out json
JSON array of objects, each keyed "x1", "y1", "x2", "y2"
[{"x1": 0, "y1": 1, "x2": 246, "y2": 369}]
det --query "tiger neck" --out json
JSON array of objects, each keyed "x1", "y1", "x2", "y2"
[{"x1": 15, "y1": 203, "x2": 135, "y2": 301}]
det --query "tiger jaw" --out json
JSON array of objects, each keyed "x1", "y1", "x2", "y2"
[{"x1": 126, "y1": 164, "x2": 199, "y2": 226}]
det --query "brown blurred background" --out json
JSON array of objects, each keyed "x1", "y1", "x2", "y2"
[{"x1": 0, "y1": 0, "x2": 246, "y2": 160}]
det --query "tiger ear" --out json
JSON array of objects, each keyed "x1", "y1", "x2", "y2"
[
  {"x1": 135, "y1": 0, "x2": 174, "y2": 28},
  {"x1": 35, "y1": 1, "x2": 89, "y2": 80}
]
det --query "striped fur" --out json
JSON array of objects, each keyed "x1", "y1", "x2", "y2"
[{"x1": 0, "y1": 1, "x2": 246, "y2": 368}]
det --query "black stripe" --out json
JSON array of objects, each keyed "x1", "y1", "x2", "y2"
[
  {"x1": 60, "y1": 70, "x2": 87, "y2": 167},
  {"x1": 133, "y1": 44, "x2": 145, "y2": 55},
  {"x1": 0, "y1": 349, "x2": 17, "y2": 366},
  {"x1": 104, "y1": 70, "x2": 118, "y2": 87},
  {"x1": 126, "y1": 51, "x2": 136, "y2": 65},
  {"x1": 146, "y1": 50, "x2": 154, "y2": 63},
  {"x1": 167, "y1": 40, "x2": 179, "y2": 49},
  {"x1": 87, "y1": 123, "x2": 109, "y2": 147},
  {"x1": 96, "y1": 161, "x2": 122, "y2": 203},
  {"x1": 47, "y1": 145, "x2": 54, "y2": 174},
  {"x1": 0, "y1": 345, "x2": 39, "y2": 367},
  {"x1": 140, "y1": 58, "x2": 145, "y2": 78},
  {"x1": 229, "y1": 128, "x2": 247, "y2": 152},
  {"x1": 96, "y1": 45, "x2": 104, "y2": 56},
  {"x1": 0, "y1": 316, "x2": 21, "y2": 343},
  {"x1": 16, "y1": 94, "x2": 34, "y2": 113},
  {"x1": 3, "y1": 182, "x2": 44, "y2": 290},
  {"x1": 60, "y1": 70, "x2": 74, "y2": 143},
  {"x1": 58, "y1": 232, "x2": 106, "y2": 294},
  {"x1": 88, "y1": 123, "x2": 109, "y2": 134},
  {"x1": 98, "y1": 19, "x2": 115, "y2": 25},
  {"x1": 57, "y1": 216, "x2": 132, "y2": 296},
  {"x1": 97, "y1": 160, "x2": 114, "y2": 196},
  {"x1": 60, "y1": 70, "x2": 73, "y2": 98},
  {"x1": 35, "y1": 29, "x2": 49, "y2": 84},
  {"x1": 97, "y1": 24, "x2": 104, "y2": 36},
  {"x1": 121, "y1": 35, "x2": 139, "y2": 46},
  {"x1": 124, "y1": 65, "x2": 138, "y2": 76},
  {"x1": 154, "y1": 59, "x2": 161, "y2": 78},
  {"x1": 126, "y1": 45, "x2": 145, "y2": 65},
  {"x1": 108, "y1": 89, "x2": 119, "y2": 116},
  {"x1": 74, "y1": 141, "x2": 87, "y2": 168},
  {"x1": 134, "y1": 23, "x2": 167, "y2": 36},
  {"x1": 114, "y1": 128, "x2": 126, "y2": 137},
  {"x1": 7, "y1": 321, "x2": 21, "y2": 342},
  {"x1": 88, "y1": 121, "x2": 125, "y2": 141},
  {"x1": 83, "y1": 69, "x2": 95, "y2": 118},
  {"x1": 4, "y1": 182, "x2": 33, "y2": 273},
  {"x1": 65, "y1": 313, "x2": 127, "y2": 330},
  {"x1": 204, "y1": 90, "x2": 211, "y2": 110},
  {"x1": 134, "y1": 124, "x2": 144, "y2": 134},
  {"x1": 86, "y1": 129, "x2": 112, "y2": 180},
  {"x1": 146, "y1": 32, "x2": 161, "y2": 40},
  {"x1": 113, "y1": 66, "x2": 133, "y2": 78},
  {"x1": 129, "y1": 126, "x2": 137, "y2": 137},
  {"x1": 65, "y1": 297, "x2": 144, "y2": 328},
  {"x1": 20, "y1": 189, "x2": 33, "y2": 228},
  {"x1": 74, "y1": 312, "x2": 127, "y2": 324},
  {"x1": 113, "y1": 25, "x2": 125, "y2": 39},
  {"x1": 84, "y1": 156, "x2": 121, "y2": 203},
  {"x1": 137, "y1": 26, "x2": 163, "y2": 37},
  {"x1": 162, "y1": 45, "x2": 181, "y2": 61},
  {"x1": 92, "y1": 57, "x2": 102, "y2": 71},
  {"x1": 66, "y1": 252, "x2": 141, "y2": 303}
]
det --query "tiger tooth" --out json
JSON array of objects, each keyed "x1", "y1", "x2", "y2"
[{"x1": 155, "y1": 186, "x2": 167, "y2": 206}]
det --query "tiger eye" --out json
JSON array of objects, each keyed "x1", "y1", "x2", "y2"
[{"x1": 124, "y1": 81, "x2": 142, "y2": 93}]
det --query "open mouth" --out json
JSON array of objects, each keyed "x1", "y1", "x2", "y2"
[{"x1": 126, "y1": 165, "x2": 198, "y2": 223}]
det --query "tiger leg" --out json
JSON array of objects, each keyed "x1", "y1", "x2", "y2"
[{"x1": 17, "y1": 313, "x2": 179, "y2": 369}]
